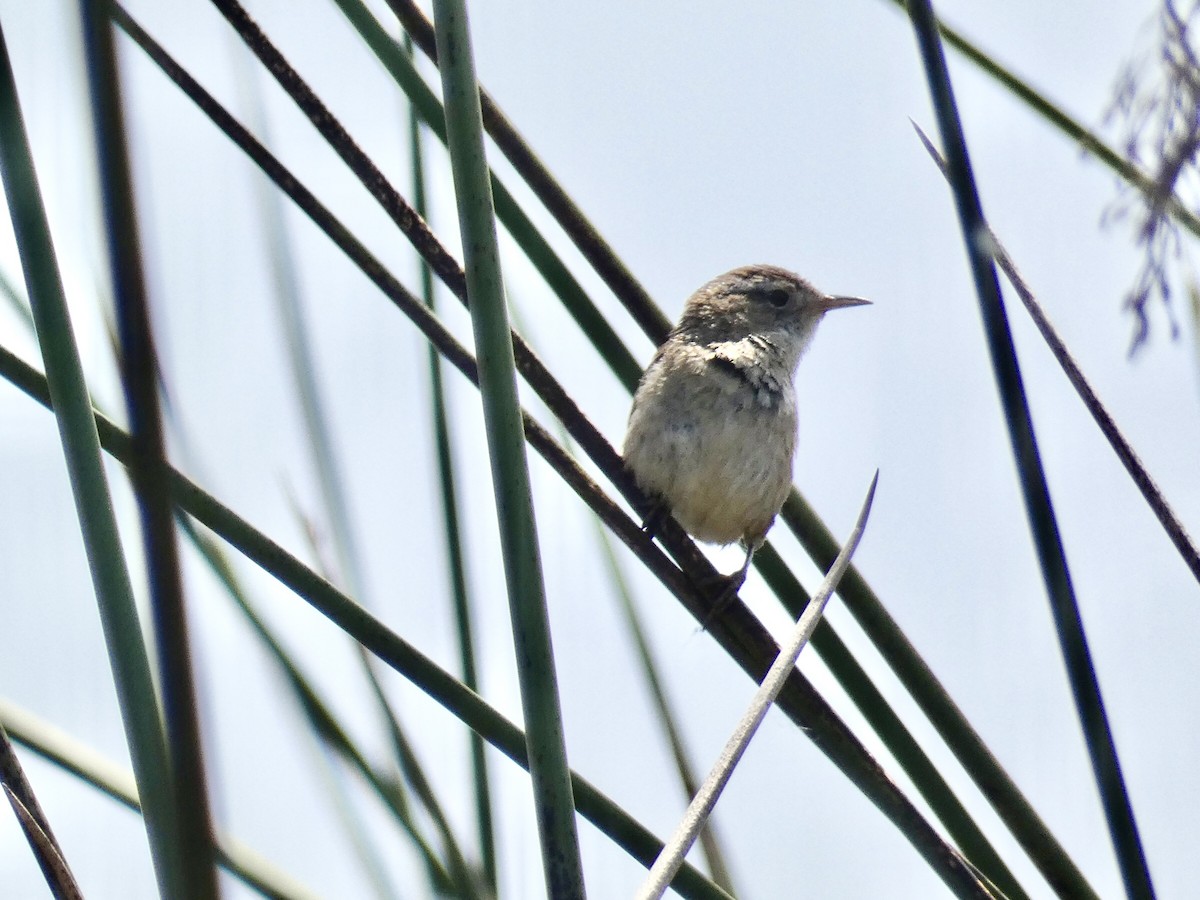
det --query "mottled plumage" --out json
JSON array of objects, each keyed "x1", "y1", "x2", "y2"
[{"x1": 623, "y1": 264, "x2": 868, "y2": 590}]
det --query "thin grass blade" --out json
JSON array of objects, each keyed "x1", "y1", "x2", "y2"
[
  {"x1": 430, "y1": 1, "x2": 584, "y2": 895},
  {"x1": 906, "y1": 4, "x2": 1155, "y2": 897},
  {"x1": 0, "y1": 21, "x2": 181, "y2": 898},
  {"x1": 77, "y1": 5, "x2": 221, "y2": 895},
  {"x1": 639, "y1": 473, "x2": 881, "y2": 900},
  {"x1": 236, "y1": 52, "x2": 368, "y2": 610},
  {"x1": 407, "y1": 59, "x2": 497, "y2": 891}
]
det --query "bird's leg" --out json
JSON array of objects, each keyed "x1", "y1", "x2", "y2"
[
  {"x1": 729, "y1": 540, "x2": 756, "y2": 593},
  {"x1": 698, "y1": 538, "x2": 760, "y2": 628}
]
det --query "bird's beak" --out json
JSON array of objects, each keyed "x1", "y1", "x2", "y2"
[{"x1": 818, "y1": 295, "x2": 872, "y2": 312}]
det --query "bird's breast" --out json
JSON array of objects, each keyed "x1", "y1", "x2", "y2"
[{"x1": 623, "y1": 357, "x2": 797, "y2": 545}]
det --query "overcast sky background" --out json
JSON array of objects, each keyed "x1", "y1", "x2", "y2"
[{"x1": 1, "y1": 0, "x2": 1197, "y2": 898}]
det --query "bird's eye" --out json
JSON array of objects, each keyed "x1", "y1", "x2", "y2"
[{"x1": 765, "y1": 288, "x2": 790, "y2": 308}]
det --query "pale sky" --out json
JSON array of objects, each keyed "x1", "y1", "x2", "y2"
[{"x1": 1, "y1": 1, "x2": 1196, "y2": 898}]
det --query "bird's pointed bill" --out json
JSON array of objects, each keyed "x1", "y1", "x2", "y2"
[{"x1": 819, "y1": 295, "x2": 872, "y2": 312}]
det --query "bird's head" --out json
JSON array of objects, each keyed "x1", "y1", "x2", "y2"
[{"x1": 675, "y1": 264, "x2": 870, "y2": 352}]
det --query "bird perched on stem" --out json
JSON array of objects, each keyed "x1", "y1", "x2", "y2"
[{"x1": 623, "y1": 264, "x2": 869, "y2": 598}]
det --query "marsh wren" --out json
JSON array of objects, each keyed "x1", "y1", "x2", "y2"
[{"x1": 623, "y1": 264, "x2": 870, "y2": 595}]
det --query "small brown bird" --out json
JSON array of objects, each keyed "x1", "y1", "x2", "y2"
[{"x1": 623, "y1": 264, "x2": 869, "y2": 594}]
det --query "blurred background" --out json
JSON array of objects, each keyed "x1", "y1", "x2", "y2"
[{"x1": 1, "y1": 0, "x2": 1197, "y2": 897}]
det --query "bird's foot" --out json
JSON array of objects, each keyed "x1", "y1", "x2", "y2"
[
  {"x1": 695, "y1": 542, "x2": 757, "y2": 630},
  {"x1": 639, "y1": 497, "x2": 670, "y2": 538},
  {"x1": 695, "y1": 569, "x2": 747, "y2": 630}
]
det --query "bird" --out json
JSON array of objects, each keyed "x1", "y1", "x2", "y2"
[{"x1": 622, "y1": 264, "x2": 869, "y2": 598}]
